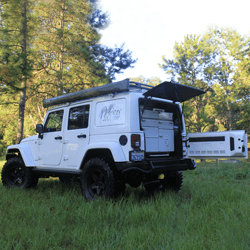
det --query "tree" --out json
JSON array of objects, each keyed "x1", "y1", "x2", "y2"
[
  {"x1": 32, "y1": 0, "x2": 136, "y2": 97},
  {"x1": 90, "y1": 44, "x2": 137, "y2": 82},
  {"x1": 0, "y1": 0, "x2": 137, "y2": 151},
  {"x1": 205, "y1": 27, "x2": 246, "y2": 131},
  {"x1": 0, "y1": 0, "x2": 37, "y2": 143},
  {"x1": 31, "y1": 0, "x2": 107, "y2": 98},
  {"x1": 159, "y1": 34, "x2": 217, "y2": 132},
  {"x1": 231, "y1": 36, "x2": 250, "y2": 136},
  {"x1": 129, "y1": 75, "x2": 161, "y2": 86}
]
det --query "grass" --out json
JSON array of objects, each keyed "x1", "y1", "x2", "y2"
[{"x1": 0, "y1": 160, "x2": 250, "y2": 249}]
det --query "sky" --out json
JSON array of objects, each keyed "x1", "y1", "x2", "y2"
[{"x1": 98, "y1": 0, "x2": 250, "y2": 82}]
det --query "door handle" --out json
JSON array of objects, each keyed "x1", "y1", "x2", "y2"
[
  {"x1": 54, "y1": 136, "x2": 62, "y2": 140},
  {"x1": 77, "y1": 134, "x2": 86, "y2": 138}
]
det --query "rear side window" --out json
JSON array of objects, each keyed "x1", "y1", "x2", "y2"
[
  {"x1": 68, "y1": 105, "x2": 90, "y2": 130},
  {"x1": 44, "y1": 110, "x2": 64, "y2": 132}
]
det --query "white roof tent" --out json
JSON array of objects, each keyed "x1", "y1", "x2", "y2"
[{"x1": 43, "y1": 79, "x2": 206, "y2": 108}]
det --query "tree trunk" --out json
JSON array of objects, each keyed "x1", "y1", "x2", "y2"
[
  {"x1": 228, "y1": 105, "x2": 232, "y2": 131},
  {"x1": 57, "y1": 0, "x2": 65, "y2": 96},
  {"x1": 16, "y1": 0, "x2": 27, "y2": 144}
]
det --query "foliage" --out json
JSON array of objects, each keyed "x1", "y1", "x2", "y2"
[
  {"x1": 232, "y1": 36, "x2": 250, "y2": 135},
  {"x1": 0, "y1": 162, "x2": 250, "y2": 249},
  {"x1": 0, "y1": 0, "x2": 34, "y2": 91},
  {"x1": 159, "y1": 27, "x2": 250, "y2": 134},
  {"x1": 205, "y1": 27, "x2": 247, "y2": 131},
  {"x1": 0, "y1": 99, "x2": 18, "y2": 154},
  {"x1": 0, "y1": 0, "x2": 39, "y2": 143},
  {"x1": 0, "y1": 0, "x2": 136, "y2": 149},
  {"x1": 32, "y1": 0, "x2": 108, "y2": 98},
  {"x1": 90, "y1": 43, "x2": 137, "y2": 82},
  {"x1": 159, "y1": 34, "x2": 217, "y2": 132},
  {"x1": 129, "y1": 75, "x2": 161, "y2": 86}
]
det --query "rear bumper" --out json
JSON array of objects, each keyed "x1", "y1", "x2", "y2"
[{"x1": 116, "y1": 158, "x2": 196, "y2": 174}]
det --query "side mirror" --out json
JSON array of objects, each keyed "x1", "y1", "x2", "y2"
[{"x1": 36, "y1": 124, "x2": 44, "y2": 139}]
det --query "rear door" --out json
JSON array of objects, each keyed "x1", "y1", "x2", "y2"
[
  {"x1": 186, "y1": 130, "x2": 248, "y2": 159},
  {"x1": 62, "y1": 103, "x2": 90, "y2": 169}
]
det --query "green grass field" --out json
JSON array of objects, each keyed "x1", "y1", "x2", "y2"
[{"x1": 0, "y1": 160, "x2": 250, "y2": 249}]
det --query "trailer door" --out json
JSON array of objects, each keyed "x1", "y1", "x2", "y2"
[{"x1": 187, "y1": 130, "x2": 248, "y2": 159}]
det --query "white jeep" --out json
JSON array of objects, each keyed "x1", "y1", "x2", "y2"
[{"x1": 1, "y1": 79, "x2": 248, "y2": 200}]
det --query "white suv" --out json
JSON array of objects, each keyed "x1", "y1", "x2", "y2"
[{"x1": 1, "y1": 79, "x2": 248, "y2": 200}]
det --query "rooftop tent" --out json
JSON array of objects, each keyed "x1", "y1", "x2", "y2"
[
  {"x1": 143, "y1": 81, "x2": 206, "y2": 102},
  {"x1": 43, "y1": 79, "x2": 130, "y2": 108}
]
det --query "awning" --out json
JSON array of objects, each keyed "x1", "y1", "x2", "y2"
[{"x1": 143, "y1": 81, "x2": 206, "y2": 102}]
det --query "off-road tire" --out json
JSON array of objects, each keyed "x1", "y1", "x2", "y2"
[
  {"x1": 80, "y1": 157, "x2": 116, "y2": 201},
  {"x1": 144, "y1": 171, "x2": 183, "y2": 193},
  {"x1": 1, "y1": 157, "x2": 38, "y2": 189},
  {"x1": 161, "y1": 171, "x2": 183, "y2": 192},
  {"x1": 98, "y1": 156, "x2": 126, "y2": 198}
]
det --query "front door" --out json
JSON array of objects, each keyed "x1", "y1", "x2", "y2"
[
  {"x1": 62, "y1": 104, "x2": 90, "y2": 169},
  {"x1": 38, "y1": 110, "x2": 64, "y2": 166}
]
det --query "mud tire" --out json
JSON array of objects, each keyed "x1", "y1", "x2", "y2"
[
  {"x1": 144, "y1": 171, "x2": 183, "y2": 193},
  {"x1": 1, "y1": 157, "x2": 38, "y2": 189},
  {"x1": 161, "y1": 171, "x2": 183, "y2": 192},
  {"x1": 80, "y1": 158, "x2": 116, "y2": 201}
]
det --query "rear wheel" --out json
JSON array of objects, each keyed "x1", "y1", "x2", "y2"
[
  {"x1": 144, "y1": 171, "x2": 183, "y2": 193},
  {"x1": 161, "y1": 171, "x2": 183, "y2": 192},
  {"x1": 80, "y1": 158, "x2": 116, "y2": 201},
  {"x1": 1, "y1": 157, "x2": 38, "y2": 189}
]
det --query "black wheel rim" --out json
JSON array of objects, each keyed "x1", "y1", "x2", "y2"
[
  {"x1": 9, "y1": 165, "x2": 26, "y2": 186},
  {"x1": 87, "y1": 170, "x2": 106, "y2": 197}
]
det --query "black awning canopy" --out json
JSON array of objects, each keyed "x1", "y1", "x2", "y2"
[{"x1": 143, "y1": 81, "x2": 206, "y2": 102}]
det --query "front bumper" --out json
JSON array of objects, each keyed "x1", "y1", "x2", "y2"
[{"x1": 116, "y1": 158, "x2": 196, "y2": 174}]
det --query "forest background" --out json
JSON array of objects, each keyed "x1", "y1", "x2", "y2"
[{"x1": 0, "y1": 0, "x2": 250, "y2": 157}]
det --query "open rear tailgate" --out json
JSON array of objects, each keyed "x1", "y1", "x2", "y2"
[
  {"x1": 143, "y1": 81, "x2": 206, "y2": 102},
  {"x1": 187, "y1": 130, "x2": 248, "y2": 159}
]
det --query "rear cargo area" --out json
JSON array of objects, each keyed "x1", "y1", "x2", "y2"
[{"x1": 139, "y1": 98, "x2": 183, "y2": 159}]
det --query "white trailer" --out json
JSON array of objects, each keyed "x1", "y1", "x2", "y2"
[{"x1": 187, "y1": 130, "x2": 248, "y2": 159}]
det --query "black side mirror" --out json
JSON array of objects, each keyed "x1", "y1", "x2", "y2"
[{"x1": 36, "y1": 124, "x2": 44, "y2": 139}]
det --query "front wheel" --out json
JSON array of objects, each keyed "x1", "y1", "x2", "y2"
[
  {"x1": 1, "y1": 157, "x2": 38, "y2": 189},
  {"x1": 80, "y1": 158, "x2": 116, "y2": 201}
]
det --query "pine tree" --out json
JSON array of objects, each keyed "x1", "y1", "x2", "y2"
[
  {"x1": 0, "y1": 0, "x2": 137, "y2": 150},
  {"x1": 0, "y1": 0, "x2": 37, "y2": 143},
  {"x1": 32, "y1": 0, "x2": 109, "y2": 99}
]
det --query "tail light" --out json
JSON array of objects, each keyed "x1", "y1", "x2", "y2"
[
  {"x1": 131, "y1": 134, "x2": 141, "y2": 148},
  {"x1": 185, "y1": 140, "x2": 190, "y2": 148}
]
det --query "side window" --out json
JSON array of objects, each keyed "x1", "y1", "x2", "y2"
[
  {"x1": 44, "y1": 110, "x2": 64, "y2": 132},
  {"x1": 68, "y1": 105, "x2": 90, "y2": 130}
]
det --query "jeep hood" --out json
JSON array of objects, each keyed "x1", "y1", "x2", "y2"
[
  {"x1": 21, "y1": 135, "x2": 38, "y2": 143},
  {"x1": 143, "y1": 81, "x2": 206, "y2": 102}
]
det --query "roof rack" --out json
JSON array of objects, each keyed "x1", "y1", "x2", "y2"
[
  {"x1": 43, "y1": 78, "x2": 154, "y2": 108},
  {"x1": 129, "y1": 81, "x2": 154, "y2": 91}
]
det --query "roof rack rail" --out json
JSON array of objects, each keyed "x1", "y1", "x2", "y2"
[
  {"x1": 129, "y1": 81, "x2": 154, "y2": 91},
  {"x1": 43, "y1": 78, "x2": 154, "y2": 108},
  {"x1": 43, "y1": 79, "x2": 155, "y2": 108}
]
